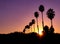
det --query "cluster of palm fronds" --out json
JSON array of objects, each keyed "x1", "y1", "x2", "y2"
[{"x1": 23, "y1": 5, "x2": 55, "y2": 34}]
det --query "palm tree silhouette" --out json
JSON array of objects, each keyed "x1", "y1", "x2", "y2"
[
  {"x1": 34, "y1": 12, "x2": 39, "y2": 33},
  {"x1": 46, "y1": 8, "x2": 55, "y2": 27},
  {"x1": 39, "y1": 5, "x2": 45, "y2": 29},
  {"x1": 23, "y1": 25, "x2": 30, "y2": 33},
  {"x1": 32, "y1": 19, "x2": 35, "y2": 32},
  {"x1": 29, "y1": 22, "x2": 33, "y2": 32}
]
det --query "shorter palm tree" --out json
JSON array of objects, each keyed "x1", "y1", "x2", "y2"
[
  {"x1": 32, "y1": 19, "x2": 35, "y2": 32},
  {"x1": 29, "y1": 22, "x2": 33, "y2": 32},
  {"x1": 23, "y1": 25, "x2": 30, "y2": 33},
  {"x1": 34, "y1": 12, "x2": 39, "y2": 33}
]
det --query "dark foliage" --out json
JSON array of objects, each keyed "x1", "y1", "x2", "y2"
[
  {"x1": 23, "y1": 25, "x2": 30, "y2": 33},
  {"x1": 34, "y1": 12, "x2": 39, "y2": 18},
  {"x1": 39, "y1": 5, "x2": 44, "y2": 12},
  {"x1": 43, "y1": 25, "x2": 49, "y2": 34},
  {"x1": 32, "y1": 19, "x2": 35, "y2": 24},
  {"x1": 47, "y1": 8, "x2": 55, "y2": 20}
]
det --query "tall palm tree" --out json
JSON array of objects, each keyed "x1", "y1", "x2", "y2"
[
  {"x1": 46, "y1": 8, "x2": 55, "y2": 27},
  {"x1": 39, "y1": 5, "x2": 45, "y2": 29},
  {"x1": 32, "y1": 19, "x2": 35, "y2": 32},
  {"x1": 23, "y1": 25, "x2": 30, "y2": 33},
  {"x1": 34, "y1": 12, "x2": 39, "y2": 33},
  {"x1": 29, "y1": 22, "x2": 33, "y2": 32}
]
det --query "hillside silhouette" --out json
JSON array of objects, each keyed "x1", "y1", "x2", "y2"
[{"x1": 0, "y1": 32, "x2": 60, "y2": 44}]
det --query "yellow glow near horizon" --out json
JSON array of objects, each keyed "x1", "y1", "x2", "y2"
[
  {"x1": 25, "y1": 26, "x2": 44, "y2": 36},
  {"x1": 34, "y1": 27, "x2": 43, "y2": 36},
  {"x1": 39, "y1": 29, "x2": 43, "y2": 35}
]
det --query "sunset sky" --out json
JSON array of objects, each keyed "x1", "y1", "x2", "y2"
[{"x1": 0, "y1": 0, "x2": 60, "y2": 34}]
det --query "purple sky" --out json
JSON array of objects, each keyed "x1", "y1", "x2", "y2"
[{"x1": 0, "y1": 0, "x2": 60, "y2": 34}]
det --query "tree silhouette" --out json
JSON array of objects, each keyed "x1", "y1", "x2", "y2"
[
  {"x1": 23, "y1": 25, "x2": 30, "y2": 33},
  {"x1": 29, "y1": 22, "x2": 33, "y2": 32},
  {"x1": 23, "y1": 28, "x2": 25, "y2": 33},
  {"x1": 34, "y1": 12, "x2": 39, "y2": 33},
  {"x1": 32, "y1": 19, "x2": 35, "y2": 32},
  {"x1": 39, "y1": 5, "x2": 45, "y2": 29},
  {"x1": 47, "y1": 8, "x2": 55, "y2": 27},
  {"x1": 43, "y1": 25, "x2": 49, "y2": 34},
  {"x1": 49, "y1": 26, "x2": 54, "y2": 33}
]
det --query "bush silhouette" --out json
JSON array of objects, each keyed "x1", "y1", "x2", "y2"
[
  {"x1": 43, "y1": 25, "x2": 49, "y2": 34},
  {"x1": 49, "y1": 26, "x2": 54, "y2": 33}
]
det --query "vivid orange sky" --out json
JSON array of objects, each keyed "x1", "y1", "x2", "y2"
[{"x1": 0, "y1": 0, "x2": 60, "y2": 34}]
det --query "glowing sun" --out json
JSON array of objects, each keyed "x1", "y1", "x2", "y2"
[
  {"x1": 39, "y1": 29, "x2": 43, "y2": 35},
  {"x1": 35, "y1": 28, "x2": 43, "y2": 36}
]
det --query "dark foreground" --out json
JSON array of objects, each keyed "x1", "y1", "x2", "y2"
[{"x1": 0, "y1": 32, "x2": 60, "y2": 44}]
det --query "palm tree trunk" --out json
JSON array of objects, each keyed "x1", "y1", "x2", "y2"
[
  {"x1": 41, "y1": 12, "x2": 44, "y2": 29},
  {"x1": 36, "y1": 18, "x2": 39, "y2": 34},
  {"x1": 23, "y1": 29, "x2": 25, "y2": 33},
  {"x1": 30, "y1": 27, "x2": 31, "y2": 32},
  {"x1": 31, "y1": 26, "x2": 32, "y2": 32},
  {"x1": 51, "y1": 20, "x2": 53, "y2": 27},
  {"x1": 33, "y1": 24, "x2": 35, "y2": 32}
]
